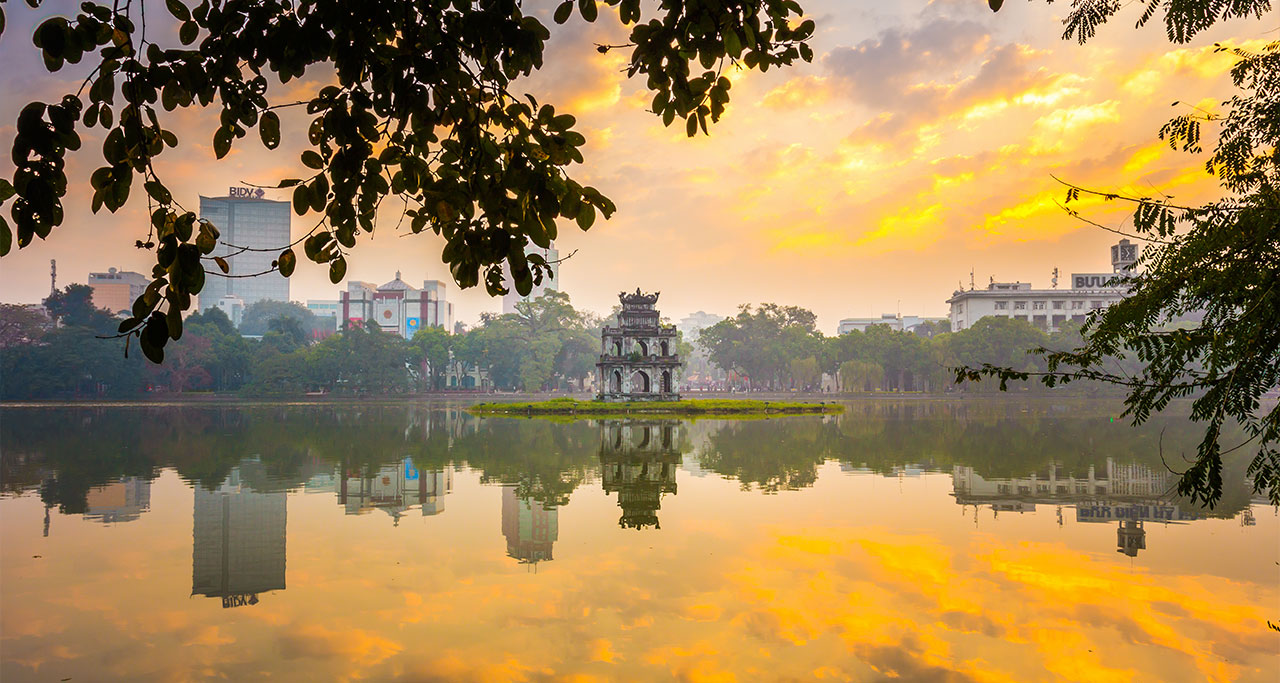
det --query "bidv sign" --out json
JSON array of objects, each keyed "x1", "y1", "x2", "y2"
[
  {"x1": 228, "y1": 186, "x2": 266, "y2": 199},
  {"x1": 1071, "y1": 273, "x2": 1125, "y2": 289}
]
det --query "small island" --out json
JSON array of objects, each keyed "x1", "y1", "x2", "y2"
[{"x1": 468, "y1": 397, "x2": 843, "y2": 417}]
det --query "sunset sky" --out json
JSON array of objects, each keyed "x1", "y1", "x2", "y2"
[{"x1": 0, "y1": 0, "x2": 1272, "y2": 332}]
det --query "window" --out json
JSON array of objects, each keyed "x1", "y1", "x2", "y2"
[
  {"x1": 1071, "y1": 300, "x2": 1085, "y2": 310},
  {"x1": 994, "y1": 301, "x2": 1008, "y2": 310},
  {"x1": 1032, "y1": 301, "x2": 1046, "y2": 310},
  {"x1": 1052, "y1": 301, "x2": 1064, "y2": 310},
  {"x1": 1014, "y1": 301, "x2": 1027, "y2": 310},
  {"x1": 1091, "y1": 300, "x2": 1105, "y2": 309},
  {"x1": 955, "y1": 303, "x2": 964, "y2": 313}
]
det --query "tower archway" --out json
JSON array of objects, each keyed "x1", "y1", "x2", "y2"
[{"x1": 630, "y1": 370, "x2": 650, "y2": 393}]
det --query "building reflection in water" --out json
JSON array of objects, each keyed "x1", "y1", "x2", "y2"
[
  {"x1": 191, "y1": 463, "x2": 286, "y2": 609},
  {"x1": 599, "y1": 421, "x2": 681, "y2": 530},
  {"x1": 501, "y1": 487, "x2": 557, "y2": 566},
  {"x1": 84, "y1": 477, "x2": 151, "y2": 524},
  {"x1": 337, "y1": 457, "x2": 453, "y2": 524},
  {"x1": 951, "y1": 458, "x2": 1209, "y2": 557}
]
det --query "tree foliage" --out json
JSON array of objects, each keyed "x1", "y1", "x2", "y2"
[
  {"x1": 972, "y1": 1, "x2": 1280, "y2": 506},
  {"x1": 0, "y1": 0, "x2": 813, "y2": 363}
]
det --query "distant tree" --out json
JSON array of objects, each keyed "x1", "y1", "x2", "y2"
[
  {"x1": 700, "y1": 304, "x2": 822, "y2": 390},
  {"x1": 0, "y1": 304, "x2": 49, "y2": 348},
  {"x1": 239, "y1": 300, "x2": 317, "y2": 336},
  {"x1": 184, "y1": 307, "x2": 236, "y2": 337},
  {"x1": 44, "y1": 284, "x2": 114, "y2": 331},
  {"x1": 410, "y1": 325, "x2": 453, "y2": 390}
]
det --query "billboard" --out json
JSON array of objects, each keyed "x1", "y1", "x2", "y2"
[
  {"x1": 1071, "y1": 273, "x2": 1125, "y2": 289},
  {"x1": 406, "y1": 317, "x2": 420, "y2": 335}
]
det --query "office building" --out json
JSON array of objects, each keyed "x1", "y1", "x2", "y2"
[
  {"x1": 501, "y1": 243, "x2": 559, "y2": 314},
  {"x1": 88, "y1": 267, "x2": 148, "y2": 314},
  {"x1": 946, "y1": 239, "x2": 1137, "y2": 332},
  {"x1": 340, "y1": 273, "x2": 453, "y2": 338},
  {"x1": 198, "y1": 189, "x2": 291, "y2": 315}
]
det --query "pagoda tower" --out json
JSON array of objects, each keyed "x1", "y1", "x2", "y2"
[{"x1": 597, "y1": 289, "x2": 682, "y2": 401}]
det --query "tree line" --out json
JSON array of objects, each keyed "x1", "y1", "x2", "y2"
[
  {"x1": 3, "y1": 287, "x2": 1131, "y2": 399},
  {"x1": 698, "y1": 303, "x2": 1127, "y2": 394},
  {"x1": 0, "y1": 287, "x2": 612, "y2": 398}
]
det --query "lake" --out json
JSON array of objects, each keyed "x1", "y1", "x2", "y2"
[{"x1": 1, "y1": 400, "x2": 1276, "y2": 681}]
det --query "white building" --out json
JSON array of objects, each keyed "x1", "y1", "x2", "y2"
[
  {"x1": 837, "y1": 314, "x2": 946, "y2": 335},
  {"x1": 212, "y1": 294, "x2": 246, "y2": 327},
  {"x1": 501, "y1": 243, "x2": 559, "y2": 314},
  {"x1": 340, "y1": 273, "x2": 453, "y2": 338},
  {"x1": 198, "y1": 189, "x2": 292, "y2": 314},
  {"x1": 946, "y1": 239, "x2": 1138, "y2": 332}
]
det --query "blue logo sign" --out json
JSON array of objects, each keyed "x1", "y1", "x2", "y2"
[
  {"x1": 406, "y1": 317, "x2": 420, "y2": 334},
  {"x1": 404, "y1": 460, "x2": 419, "y2": 481}
]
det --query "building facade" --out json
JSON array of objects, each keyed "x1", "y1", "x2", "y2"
[
  {"x1": 946, "y1": 239, "x2": 1138, "y2": 332},
  {"x1": 192, "y1": 464, "x2": 286, "y2": 609},
  {"x1": 340, "y1": 273, "x2": 453, "y2": 338},
  {"x1": 88, "y1": 267, "x2": 148, "y2": 314},
  {"x1": 837, "y1": 314, "x2": 947, "y2": 335},
  {"x1": 198, "y1": 190, "x2": 292, "y2": 314},
  {"x1": 501, "y1": 243, "x2": 560, "y2": 314},
  {"x1": 596, "y1": 289, "x2": 682, "y2": 401}
]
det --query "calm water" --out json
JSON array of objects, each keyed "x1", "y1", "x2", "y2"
[{"x1": 1, "y1": 401, "x2": 1276, "y2": 681}]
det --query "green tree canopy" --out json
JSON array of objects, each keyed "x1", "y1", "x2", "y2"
[{"x1": 0, "y1": 0, "x2": 814, "y2": 363}]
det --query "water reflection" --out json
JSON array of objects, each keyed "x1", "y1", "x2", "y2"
[
  {"x1": 501, "y1": 487, "x2": 558, "y2": 564},
  {"x1": 600, "y1": 421, "x2": 684, "y2": 529},
  {"x1": 191, "y1": 463, "x2": 286, "y2": 608},
  {"x1": 1, "y1": 403, "x2": 1275, "y2": 681}
]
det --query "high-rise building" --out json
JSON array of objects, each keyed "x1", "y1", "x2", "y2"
[
  {"x1": 198, "y1": 190, "x2": 291, "y2": 315},
  {"x1": 501, "y1": 487, "x2": 558, "y2": 564},
  {"x1": 341, "y1": 273, "x2": 452, "y2": 338},
  {"x1": 88, "y1": 267, "x2": 148, "y2": 314},
  {"x1": 192, "y1": 464, "x2": 286, "y2": 609},
  {"x1": 501, "y1": 243, "x2": 559, "y2": 314}
]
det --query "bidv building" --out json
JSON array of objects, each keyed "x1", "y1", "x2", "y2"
[{"x1": 947, "y1": 239, "x2": 1138, "y2": 333}]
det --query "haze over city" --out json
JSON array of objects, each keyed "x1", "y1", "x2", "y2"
[{"x1": 1, "y1": 0, "x2": 1263, "y2": 331}]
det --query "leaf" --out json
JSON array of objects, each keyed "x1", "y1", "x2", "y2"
[
  {"x1": 686, "y1": 114, "x2": 697, "y2": 137},
  {"x1": 213, "y1": 126, "x2": 232, "y2": 159},
  {"x1": 259, "y1": 111, "x2": 280, "y2": 149},
  {"x1": 578, "y1": 0, "x2": 597, "y2": 22},
  {"x1": 213, "y1": 256, "x2": 230, "y2": 273},
  {"x1": 165, "y1": 0, "x2": 191, "y2": 22},
  {"x1": 0, "y1": 217, "x2": 10, "y2": 257},
  {"x1": 178, "y1": 20, "x2": 198, "y2": 45},
  {"x1": 329, "y1": 257, "x2": 347, "y2": 284},
  {"x1": 553, "y1": 1, "x2": 573, "y2": 24},
  {"x1": 301, "y1": 150, "x2": 323, "y2": 169},
  {"x1": 277, "y1": 248, "x2": 296, "y2": 277},
  {"x1": 293, "y1": 184, "x2": 309, "y2": 215},
  {"x1": 988, "y1": 0, "x2": 1004, "y2": 10}
]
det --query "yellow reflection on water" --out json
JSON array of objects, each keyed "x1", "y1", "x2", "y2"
[{"x1": 1, "y1": 414, "x2": 1277, "y2": 682}]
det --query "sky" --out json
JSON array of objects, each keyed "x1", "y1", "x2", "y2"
[{"x1": 0, "y1": 0, "x2": 1273, "y2": 333}]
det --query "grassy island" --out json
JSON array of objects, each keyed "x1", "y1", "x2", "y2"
[{"x1": 467, "y1": 397, "x2": 843, "y2": 418}]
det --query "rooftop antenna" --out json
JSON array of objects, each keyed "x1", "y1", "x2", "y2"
[
  {"x1": 969, "y1": 268, "x2": 975, "y2": 291},
  {"x1": 50, "y1": 259, "x2": 57, "y2": 295},
  {"x1": 1051, "y1": 267, "x2": 1060, "y2": 289}
]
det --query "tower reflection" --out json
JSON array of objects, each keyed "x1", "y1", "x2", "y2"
[{"x1": 599, "y1": 421, "x2": 682, "y2": 530}]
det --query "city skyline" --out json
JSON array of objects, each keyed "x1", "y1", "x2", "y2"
[{"x1": 0, "y1": 1, "x2": 1265, "y2": 333}]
